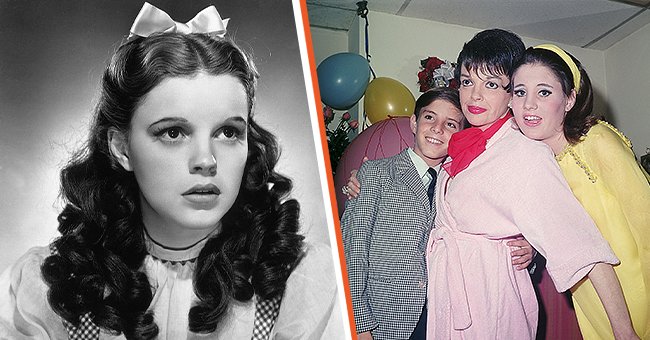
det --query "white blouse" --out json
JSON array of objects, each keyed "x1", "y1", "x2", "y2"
[{"x1": 0, "y1": 237, "x2": 344, "y2": 339}]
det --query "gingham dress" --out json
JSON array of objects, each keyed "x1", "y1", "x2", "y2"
[{"x1": 0, "y1": 242, "x2": 343, "y2": 339}]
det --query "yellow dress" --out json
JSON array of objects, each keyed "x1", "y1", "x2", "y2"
[{"x1": 556, "y1": 121, "x2": 650, "y2": 339}]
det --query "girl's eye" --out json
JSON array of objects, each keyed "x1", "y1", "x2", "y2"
[
  {"x1": 447, "y1": 122, "x2": 458, "y2": 130},
  {"x1": 223, "y1": 127, "x2": 236, "y2": 138},
  {"x1": 461, "y1": 79, "x2": 472, "y2": 86},
  {"x1": 539, "y1": 89, "x2": 552, "y2": 97},
  {"x1": 154, "y1": 127, "x2": 187, "y2": 143},
  {"x1": 217, "y1": 126, "x2": 243, "y2": 140},
  {"x1": 167, "y1": 128, "x2": 181, "y2": 139},
  {"x1": 513, "y1": 89, "x2": 526, "y2": 97},
  {"x1": 486, "y1": 81, "x2": 499, "y2": 89}
]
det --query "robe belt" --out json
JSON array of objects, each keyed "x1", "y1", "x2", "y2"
[{"x1": 429, "y1": 227, "x2": 472, "y2": 330}]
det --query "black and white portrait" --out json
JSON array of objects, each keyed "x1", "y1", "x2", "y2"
[{"x1": 0, "y1": 1, "x2": 349, "y2": 338}]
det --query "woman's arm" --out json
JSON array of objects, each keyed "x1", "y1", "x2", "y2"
[{"x1": 588, "y1": 263, "x2": 639, "y2": 339}]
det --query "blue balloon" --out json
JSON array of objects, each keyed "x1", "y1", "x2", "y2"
[{"x1": 317, "y1": 53, "x2": 370, "y2": 110}]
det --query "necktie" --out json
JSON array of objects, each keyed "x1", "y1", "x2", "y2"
[{"x1": 427, "y1": 168, "x2": 437, "y2": 206}]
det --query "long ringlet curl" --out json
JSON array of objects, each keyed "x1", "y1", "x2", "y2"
[
  {"x1": 41, "y1": 33, "x2": 304, "y2": 338},
  {"x1": 189, "y1": 117, "x2": 304, "y2": 333},
  {"x1": 513, "y1": 47, "x2": 598, "y2": 144}
]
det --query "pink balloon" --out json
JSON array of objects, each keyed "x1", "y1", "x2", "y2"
[{"x1": 334, "y1": 116, "x2": 414, "y2": 216}]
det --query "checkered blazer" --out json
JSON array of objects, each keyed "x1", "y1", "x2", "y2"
[{"x1": 341, "y1": 149, "x2": 436, "y2": 340}]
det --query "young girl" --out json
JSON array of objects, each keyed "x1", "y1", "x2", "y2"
[
  {"x1": 511, "y1": 44, "x2": 650, "y2": 340},
  {"x1": 423, "y1": 29, "x2": 637, "y2": 340},
  {"x1": 0, "y1": 3, "x2": 341, "y2": 339}
]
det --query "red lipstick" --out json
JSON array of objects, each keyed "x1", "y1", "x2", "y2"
[{"x1": 467, "y1": 105, "x2": 486, "y2": 115}]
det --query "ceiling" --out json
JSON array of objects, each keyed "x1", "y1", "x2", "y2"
[{"x1": 306, "y1": 0, "x2": 650, "y2": 50}]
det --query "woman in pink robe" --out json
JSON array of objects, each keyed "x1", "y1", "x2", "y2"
[{"x1": 425, "y1": 29, "x2": 637, "y2": 339}]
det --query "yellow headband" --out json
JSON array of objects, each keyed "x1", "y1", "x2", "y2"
[{"x1": 534, "y1": 44, "x2": 581, "y2": 93}]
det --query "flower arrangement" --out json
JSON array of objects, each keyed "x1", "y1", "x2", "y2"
[
  {"x1": 417, "y1": 56, "x2": 459, "y2": 92},
  {"x1": 323, "y1": 105, "x2": 358, "y2": 174}
]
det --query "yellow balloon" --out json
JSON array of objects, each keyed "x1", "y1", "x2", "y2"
[{"x1": 364, "y1": 77, "x2": 416, "y2": 124}]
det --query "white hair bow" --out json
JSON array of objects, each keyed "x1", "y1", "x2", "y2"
[{"x1": 129, "y1": 2, "x2": 229, "y2": 38}]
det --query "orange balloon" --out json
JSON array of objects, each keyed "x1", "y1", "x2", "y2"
[{"x1": 364, "y1": 77, "x2": 415, "y2": 123}]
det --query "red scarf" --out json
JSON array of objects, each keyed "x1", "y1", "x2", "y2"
[{"x1": 444, "y1": 113, "x2": 512, "y2": 177}]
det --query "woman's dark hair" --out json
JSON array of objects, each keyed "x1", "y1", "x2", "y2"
[
  {"x1": 40, "y1": 33, "x2": 304, "y2": 339},
  {"x1": 513, "y1": 47, "x2": 597, "y2": 144},
  {"x1": 414, "y1": 87, "x2": 468, "y2": 129},
  {"x1": 455, "y1": 28, "x2": 526, "y2": 92}
]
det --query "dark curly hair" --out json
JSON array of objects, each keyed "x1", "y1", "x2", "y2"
[
  {"x1": 455, "y1": 28, "x2": 525, "y2": 92},
  {"x1": 40, "y1": 33, "x2": 304, "y2": 339},
  {"x1": 513, "y1": 47, "x2": 598, "y2": 144}
]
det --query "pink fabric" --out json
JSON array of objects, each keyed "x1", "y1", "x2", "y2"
[{"x1": 426, "y1": 119, "x2": 618, "y2": 339}]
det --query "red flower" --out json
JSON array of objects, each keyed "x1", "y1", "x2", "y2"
[
  {"x1": 417, "y1": 70, "x2": 431, "y2": 92},
  {"x1": 342, "y1": 112, "x2": 351, "y2": 121},
  {"x1": 349, "y1": 120, "x2": 359, "y2": 129},
  {"x1": 417, "y1": 56, "x2": 459, "y2": 92},
  {"x1": 425, "y1": 57, "x2": 444, "y2": 70}
]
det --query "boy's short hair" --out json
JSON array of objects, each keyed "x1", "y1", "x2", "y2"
[{"x1": 413, "y1": 87, "x2": 467, "y2": 128}]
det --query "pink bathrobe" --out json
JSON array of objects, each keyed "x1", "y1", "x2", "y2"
[{"x1": 426, "y1": 118, "x2": 618, "y2": 339}]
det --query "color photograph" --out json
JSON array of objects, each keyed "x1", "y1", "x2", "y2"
[{"x1": 308, "y1": 1, "x2": 650, "y2": 339}]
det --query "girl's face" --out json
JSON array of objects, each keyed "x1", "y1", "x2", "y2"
[
  {"x1": 458, "y1": 65, "x2": 511, "y2": 130},
  {"x1": 113, "y1": 73, "x2": 249, "y2": 246},
  {"x1": 511, "y1": 63, "x2": 575, "y2": 152}
]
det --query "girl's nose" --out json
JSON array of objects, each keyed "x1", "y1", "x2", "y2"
[
  {"x1": 470, "y1": 86, "x2": 483, "y2": 101},
  {"x1": 523, "y1": 95, "x2": 537, "y2": 110},
  {"x1": 190, "y1": 142, "x2": 217, "y2": 176}
]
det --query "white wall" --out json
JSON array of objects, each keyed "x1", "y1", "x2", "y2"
[
  {"x1": 316, "y1": 11, "x2": 650, "y2": 158},
  {"x1": 311, "y1": 26, "x2": 349, "y2": 65},
  {"x1": 358, "y1": 11, "x2": 477, "y2": 97},
  {"x1": 605, "y1": 23, "x2": 650, "y2": 158},
  {"x1": 315, "y1": 10, "x2": 649, "y2": 155},
  {"x1": 348, "y1": 11, "x2": 609, "y2": 121},
  {"x1": 310, "y1": 26, "x2": 363, "y2": 132}
]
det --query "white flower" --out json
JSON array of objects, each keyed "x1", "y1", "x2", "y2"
[{"x1": 433, "y1": 61, "x2": 455, "y2": 80}]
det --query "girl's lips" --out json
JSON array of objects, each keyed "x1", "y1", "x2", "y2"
[
  {"x1": 183, "y1": 193, "x2": 219, "y2": 205},
  {"x1": 521, "y1": 114, "x2": 542, "y2": 127},
  {"x1": 182, "y1": 184, "x2": 221, "y2": 206},
  {"x1": 182, "y1": 184, "x2": 221, "y2": 195},
  {"x1": 467, "y1": 105, "x2": 486, "y2": 115}
]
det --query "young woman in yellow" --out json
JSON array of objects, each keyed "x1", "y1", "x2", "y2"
[{"x1": 511, "y1": 44, "x2": 650, "y2": 339}]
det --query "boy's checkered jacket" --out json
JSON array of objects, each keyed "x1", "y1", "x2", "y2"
[{"x1": 341, "y1": 149, "x2": 436, "y2": 340}]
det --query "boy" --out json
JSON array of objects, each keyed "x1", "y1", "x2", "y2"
[
  {"x1": 341, "y1": 87, "x2": 533, "y2": 339},
  {"x1": 342, "y1": 88, "x2": 460, "y2": 340}
]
